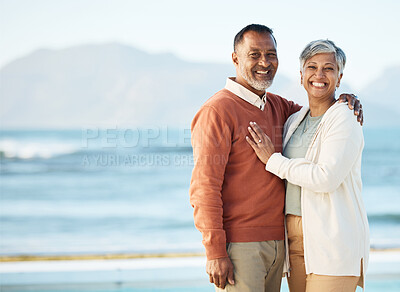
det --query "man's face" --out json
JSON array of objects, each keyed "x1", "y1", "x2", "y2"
[{"x1": 232, "y1": 31, "x2": 278, "y2": 96}]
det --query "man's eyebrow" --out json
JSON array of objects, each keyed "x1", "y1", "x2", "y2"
[{"x1": 248, "y1": 47, "x2": 277, "y2": 52}]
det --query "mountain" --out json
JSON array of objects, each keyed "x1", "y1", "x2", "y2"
[
  {"x1": 0, "y1": 44, "x2": 399, "y2": 128},
  {"x1": 0, "y1": 43, "x2": 234, "y2": 128},
  {"x1": 359, "y1": 66, "x2": 400, "y2": 127}
]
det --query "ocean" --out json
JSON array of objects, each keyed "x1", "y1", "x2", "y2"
[{"x1": 0, "y1": 127, "x2": 399, "y2": 256}]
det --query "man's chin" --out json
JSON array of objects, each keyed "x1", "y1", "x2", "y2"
[
  {"x1": 240, "y1": 70, "x2": 273, "y2": 91},
  {"x1": 250, "y1": 81, "x2": 273, "y2": 91}
]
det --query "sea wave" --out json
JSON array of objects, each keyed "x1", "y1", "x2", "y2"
[
  {"x1": 368, "y1": 214, "x2": 400, "y2": 224},
  {"x1": 0, "y1": 139, "x2": 81, "y2": 160},
  {"x1": 0, "y1": 138, "x2": 193, "y2": 161}
]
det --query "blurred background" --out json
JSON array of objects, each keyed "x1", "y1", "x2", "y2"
[{"x1": 1, "y1": 0, "x2": 400, "y2": 291}]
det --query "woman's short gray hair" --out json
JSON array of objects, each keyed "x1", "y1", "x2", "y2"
[{"x1": 300, "y1": 39, "x2": 346, "y2": 76}]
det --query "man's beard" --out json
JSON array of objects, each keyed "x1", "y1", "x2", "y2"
[{"x1": 239, "y1": 63, "x2": 273, "y2": 91}]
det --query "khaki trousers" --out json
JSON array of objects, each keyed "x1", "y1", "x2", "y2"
[
  {"x1": 286, "y1": 215, "x2": 360, "y2": 292},
  {"x1": 216, "y1": 240, "x2": 285, "y2": 292}
]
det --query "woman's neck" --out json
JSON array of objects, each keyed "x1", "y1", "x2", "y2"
[{"x1": 308, "y1": 96, "x2": 336, "y2": 117}]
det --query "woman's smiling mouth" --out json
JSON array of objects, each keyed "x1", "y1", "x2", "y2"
[{"x1": 311, "y1": 81, "x2": 327, "y2": 88}]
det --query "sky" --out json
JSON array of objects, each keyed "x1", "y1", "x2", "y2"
[{"x1": 1, "y1": 0, "x2": 399, "y2": 91}]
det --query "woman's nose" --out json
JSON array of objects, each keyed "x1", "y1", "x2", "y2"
[{"x1": 315, "y1": 68, "x2": 324, "y2": 78}]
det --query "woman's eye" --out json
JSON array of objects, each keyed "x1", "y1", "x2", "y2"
[
  {"x1": 325, "y1": 67, "x2": 334, "y2": 71},
  {"x1": 308, "y1": 66, "x2": 316, "y2": 69}
]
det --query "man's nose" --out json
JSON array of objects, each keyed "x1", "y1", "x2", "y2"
[{"x1": 258, "y1": 54, "x2": 270, "y2": 67}]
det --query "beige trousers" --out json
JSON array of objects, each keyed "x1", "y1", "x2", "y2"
[
  {"x1": 286, "y1": 215, "x2": 360, "y2": 292},
  {"x1": 216, "y1": 240, "x2": 285, "y2": 292}
]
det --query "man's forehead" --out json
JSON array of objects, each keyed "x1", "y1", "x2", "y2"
[{"x1": 239, "y1": 32, "x2": 277, "y2": 51}]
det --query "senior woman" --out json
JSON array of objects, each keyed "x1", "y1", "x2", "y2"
[{"x1": 246, "y1": 39, "x2": 369, "y2": 292}]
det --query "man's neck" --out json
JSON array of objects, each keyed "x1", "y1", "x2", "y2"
[{"x1": 233, "y1": 76, "x2": 265, "y2": 98}]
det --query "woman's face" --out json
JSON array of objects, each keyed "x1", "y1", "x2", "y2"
[{"x1": 300, "y1": 52, "x2": 342, "y2": 100}]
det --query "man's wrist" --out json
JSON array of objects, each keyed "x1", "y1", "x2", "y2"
[{"x1": 205, "y1": 243, "x2": 228, "y2": 260}]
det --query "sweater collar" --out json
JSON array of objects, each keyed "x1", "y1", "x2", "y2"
[{"x1": 225, "y1": 77, "x2": 267, "y2": 110}]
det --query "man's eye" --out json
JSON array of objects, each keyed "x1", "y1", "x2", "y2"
[
  {"x1": 325, "y1": 67, "x2": 334, "y2": 71},
  {"x1": 250, "y1": 53, "x2": 260, "y2": 58}
]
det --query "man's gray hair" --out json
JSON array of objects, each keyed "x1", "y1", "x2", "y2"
[{"x1": 299, "y1": 39, "x2": 346, "y2": 76}]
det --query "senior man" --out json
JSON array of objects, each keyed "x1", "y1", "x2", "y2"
[{"x1": 189, "y1": 24, "x2": 362, "y2": 292}]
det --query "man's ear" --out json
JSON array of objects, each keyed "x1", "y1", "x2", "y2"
[
  {"x1": 336, "y1": 73, "x2": 343, "y2": 88},
  {"x1": 232, "y1": 52, "x2": 239, "y2": 67}
]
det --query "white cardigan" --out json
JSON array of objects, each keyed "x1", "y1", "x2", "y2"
[{"x1": 266, "y1": 102, "x2": 369, "y2": 283}]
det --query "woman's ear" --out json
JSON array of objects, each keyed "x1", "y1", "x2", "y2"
[
  {"x1": 336, "y1": 73, "x2": 343, "y2": 88},
  {"x1": 300, "y1": 70, "x2": 303, "y2": 85}
]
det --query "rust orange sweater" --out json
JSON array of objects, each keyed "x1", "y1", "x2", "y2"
[{"x1": 190, "y1": 88, "x2": 301, "y2": 260}]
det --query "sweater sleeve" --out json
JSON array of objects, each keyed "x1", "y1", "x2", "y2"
[
  {"x1": 287, "y1": 101, "x2": 302, "y2": 117},
  {"x1": 265, "y1": 108, "x2": 363, "y2": 193},
  {"x1": 189, "y1": 105, "x2": 232, "y2": 260},
  {"x1": 271, "y1": 93, "x2": 302, "y2": 119}
]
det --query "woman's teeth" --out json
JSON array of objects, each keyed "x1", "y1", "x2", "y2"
[{"x1": 312, "y1": 82, "x2": 326, "y2": 87}]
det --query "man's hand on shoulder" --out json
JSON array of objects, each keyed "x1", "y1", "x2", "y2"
[
  {"x1": 206, "y1": 257, "x2": 235, "y2": 289},
  {"x1": 338, "y1": 93, "x2": 364, "y2": 125}
]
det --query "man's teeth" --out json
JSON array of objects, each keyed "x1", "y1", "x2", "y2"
[
  {"x1": 312, "y1": 82, "x2": 325, "y2": 87},
  {"x1": 256, "y1": 71, "x2": 269, "y2": 74}
]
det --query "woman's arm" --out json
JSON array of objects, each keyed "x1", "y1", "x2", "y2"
[{"x1": 246, "y1": 110, "x2": 363, "y2": 193}]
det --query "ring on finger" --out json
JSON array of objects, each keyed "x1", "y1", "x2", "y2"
[{"x1": 258, "y1": 139, "x2": 262, "y2": 143}]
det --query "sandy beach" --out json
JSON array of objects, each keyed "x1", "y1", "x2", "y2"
[{"x1": 1, "y1": 250, "x2": 400, "y2": 291}]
